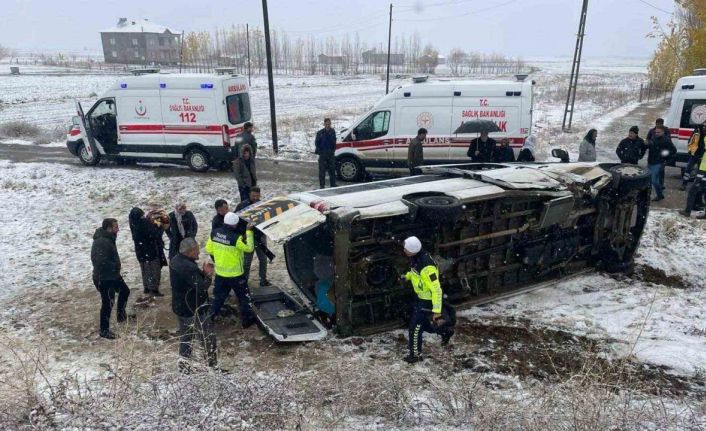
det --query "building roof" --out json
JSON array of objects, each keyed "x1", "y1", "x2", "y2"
[{"x1": 101, "y1": 18, "x2": 181, "y2": 34}]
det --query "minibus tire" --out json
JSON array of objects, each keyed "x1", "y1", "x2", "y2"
[
  {"x1": 78, "y1": 143, "x2": 100, "y2": 166},
  {"x1": 186, "y1": 148, "x2": 210, "y2": 172},
  {"x1": 337, "y1": 156, "x2": 363, "y2": 182}
]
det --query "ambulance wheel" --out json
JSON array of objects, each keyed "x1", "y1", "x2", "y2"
[
  {"x1": 78, "y1": 143, "x2": 100, "y2": 166},
  {"x1": 337, "y1": 156, "x2": 363, "y2": 182},
  {"x1": 186, "y1": 149, "x2": 210, "y2": 172}
]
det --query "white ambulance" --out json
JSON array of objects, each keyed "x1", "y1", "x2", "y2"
[
  {"x1": 664, "y1": 73, "x2": 706, "y2": 163},
  {"x1": 67, "y1": 73, "x2": 251, "y2": 171},
  {"x1": 335, "y1": 76, "x2": 534, "y2": 181}
]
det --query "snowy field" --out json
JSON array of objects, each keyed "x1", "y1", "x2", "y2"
[{"x1": 2, "y1": 58, "x2": 705, "y2": 429}]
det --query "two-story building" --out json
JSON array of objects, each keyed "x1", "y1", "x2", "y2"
[{"x1": 101, "y1": 18, "x2": 182, "y2": 65}]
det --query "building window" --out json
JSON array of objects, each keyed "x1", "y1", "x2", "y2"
[
  {"x1": 111, "y1": 51, "x2": 117, "y2": 58},
  {"x1": 109, "y1": 38, "x2": 116, "y2": 45},
  {"x1": 159, "y1": 38, "x2": 165, "y2": 46},
  {"x1": 134, "y1": 50, "x2": 139, "y2": 58},
  {"x1": 174, "y1": 36, "x2": 179, "y2": 43},
  {"x1": 132, "y1": 38, "x2": 138, "y2": 46}
]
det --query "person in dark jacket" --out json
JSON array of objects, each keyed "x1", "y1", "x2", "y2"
[
  {"x1": 646, "y1": 125, "x2": 677, "y2": 202},
  {"x1": 212, "y1": 199, "x2": 229, "y2": 233},
  {"x1": 492, "y1": 138, "x2": 515, "y2": 162},
  {"x1": 170, "y1": 238, "x2": 217, "y2": 369},
  {"x1": 647, "y1": 118, "x2": 672, "y2": 189},
  {"x1": 235, "y1": 187, "x2": 273, "y2": 287},
  {"x1": 467, "y1": 131, "x2": 496, "y2": 162},
  {"x1": 129, "y1": 207, "x2": 167, "y2": 296},
  {"x1": 234, "y1": 122, "x2": 257, "y2": 158},
  {"x1": 234, "y1": 144, "x2": 257, "y2": 202},
  {"x1": 578, "y1": 129, "x2": 598, "y2": 162},
  {"x1": 407, "y1": 128, "x2": 427, "y2": 175},
  {"x1": 91, "y1": 218, "x2": 130, "y2": 340},
  {"x1": 315, "y1": 118, "x2": 337, "y2": 188},
  {"x1": 616, "y1": 126, "x2": 646, "y2": 165},
  {"x1": 167, "y1": 201, "x2": 198, "y2": 259}
]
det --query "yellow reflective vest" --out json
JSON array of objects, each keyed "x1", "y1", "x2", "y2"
[
  {"x1": 205, "y1": 227, "x2": 254, "y2": 278},
  {"x1": 405, "y1": 251, "x2": 442, "y2": 313}
]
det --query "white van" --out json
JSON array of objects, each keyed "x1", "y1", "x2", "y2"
[
  {"x1": 664, "y1": 74, "x2": 706, "y2": 163},
  {"x1": 335, "y1": 76, "x2": 534, "y2": 181},
  {"x1": 67, "y1": 73, "x2": 251, "y2": 171}
]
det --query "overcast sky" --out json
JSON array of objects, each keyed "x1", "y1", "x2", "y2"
[{"x1": 4, "y1": 0, "x2": 675, "y2": 58}]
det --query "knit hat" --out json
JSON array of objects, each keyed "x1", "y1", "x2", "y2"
[
  {"x1": 224, "y1": 212, "x2": 239, "y2": 226},
  {"x1": 403, "y1": 236, "x2": 422, "y2": 254},
  {"x1": 629, "y1": 126, "x2": 639, "y2": 134}
]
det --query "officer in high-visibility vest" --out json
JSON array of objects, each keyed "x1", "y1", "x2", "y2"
[
  {"x1": 681, "y1": 136, "x2": 706, "y2": 220},
  {"x1": 402, "y1": 236, "x2": 455, "y2": 363},
  {"x1": 206, "y1": 212, "x2": 256, "y2": 327}
]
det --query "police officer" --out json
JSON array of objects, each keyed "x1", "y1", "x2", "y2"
[
  {"x1": 206, "y1": 212, "x2": 256, "y2": 327},
  {"x1": 402, "y1": 236, "x2": 455, "y2": 363}
]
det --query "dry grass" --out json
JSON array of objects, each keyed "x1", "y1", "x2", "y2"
[{"x1": 0, "y1": 121, "x2": 65, "y2": 145}]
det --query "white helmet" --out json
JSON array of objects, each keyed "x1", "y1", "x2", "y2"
[
  {"x1": 403, "y1": 236, "x2": 422, "y2": 254},
  {"x1": 224, "y1": 212, "x2": 240, "y2": 226}
]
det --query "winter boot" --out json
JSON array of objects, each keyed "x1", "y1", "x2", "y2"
[
  {"x1": 100, "y1": 330, "x2": 117, "y2": 340},
  {"x1": 403, "y1": 354, "x2": 423, "y2": 364},
  {"x1": 441, "y1": 329, "x2": 455, "y2": 346}
]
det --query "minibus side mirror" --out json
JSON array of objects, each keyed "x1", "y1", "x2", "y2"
[{"x1": 551, "y1": 148, "x2": 570, "y2": 163}]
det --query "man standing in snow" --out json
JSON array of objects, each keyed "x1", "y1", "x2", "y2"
[
  {"x1": 91, "y1": 218, "x2": 130, "y2": 340},
  {"x1": 616, "y1": 126, "x2": 646, "y2": 165},
  {"x1": 492, "y1": 138, "x2": 516, "y2": 163},
  {"x1": 235, "y1": 187, "x2": 273, "y2": 287},
  {"x1": 170, "y1": 238, "x2": 217, "y2": 371},
  {"x1": 467, "y1": 131, "x2": 496, "y2": 162},
  {"x1": 647, "y1": 118, "x2": 672, "y2": 189},
  {"x1": 646, "y1": 125, "x2": 677, "y2": 202},
  {"x1": 401, "y1": 236, "x2": 455, "y2": 363},
  {"x1": 234, "y1": 122, "x2": 257, "y2": 159},
  {"x1": 128, "y1": 208, "x2": 168, "y2": 296},
  {"x1": 212, "y1": 199, "x2": 229, "y2": 234},
  {"x1": 315, "y1": 118, "x2": 337, "y2": 188},
  {"x1": 206, "y1": 212, "x2": 256, "y2": 327},
  {"x1": 407, "y1": 128, "x2": 427, "y2": 175},
  {"x1": 167, "y1": 201, "x2": 198, "y2": 259}
]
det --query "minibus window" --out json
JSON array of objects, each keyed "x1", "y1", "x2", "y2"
[{"x1": 226, "y1": 93, "x2": 252, "y2": 125}]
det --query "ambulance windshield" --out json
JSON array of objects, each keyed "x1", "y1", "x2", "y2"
[{"x1": 226, "y1": 93, "x2": 252, "y2": 125}]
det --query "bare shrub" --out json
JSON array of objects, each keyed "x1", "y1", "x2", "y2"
[{"x1": 0, "y1": 121, "x2": 41, "y2": 139}]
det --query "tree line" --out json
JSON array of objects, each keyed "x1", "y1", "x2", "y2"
[{"x1": 648, "y1": 0, "x2": 706, "y2": 89}]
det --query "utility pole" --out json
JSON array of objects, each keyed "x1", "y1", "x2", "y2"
[
  {"x1": 562, "y1": 0, "x2": 589, "y2": 132},
  {"x1": 179, "y1": 30, "x2": 184, "y2": 73},
  {"x1": 262, "y1": 0, "x2": 278, "y2": 154},
  {"x1": 385, "y1": 3, "x2": 393, "y2": 94},
  {"x1": 246, "y1": 23, "x2": 252, "y2": 86}
]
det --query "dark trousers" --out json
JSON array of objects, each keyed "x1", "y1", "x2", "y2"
[
  {"x1": 244, "y1": 238, "x2": 268, "y2": 283},
  {"x1": 178, "y1": 310, "x2": 217, "y2": 367},
  {"x1": 94, "y1": 277, "x2": 130, "y2": 332},
  {"x1": 139, "y1": 259, "x2": 162, "y2": 293},
  {"x1": 238, "y1": 186, "x2": 251, "y2": 203},
  {"x1": 408, "y1": 301, "x2": 455, "y2": 357},
  {"x1": 211, "y1": 275, "x2": 255, "y2": 325},
  {"x1": 686, "y1": 175, "x2": 706, "y2": 212},
  {"x1": 648, "y1": 163, "x2": 665, "y2": 200},
  {"x1": 318, "y1": 152, "x2": 337, "y2": 188},
  {"x1": 682, "y1": 155, "x2": 700, "y2": 186}
]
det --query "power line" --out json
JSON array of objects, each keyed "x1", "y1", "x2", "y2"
[{"x1": 636, "y1": 0, "x2": 673, "y2": 15}]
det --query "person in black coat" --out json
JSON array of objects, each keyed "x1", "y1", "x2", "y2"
[
  {"x1": 467, "y1": 131, "x2": 496, "y2": 162},
  {"x1": 91, "y1": 218, "x2": 130, "y2": 340},
  {"x1": 129, "y1": 207, "x2": 167, "y2": 296},
  {"x1": 170, "y1": 238, "x2": 217, "y2": 369},
  {"x1": 492, "y1": 138, "x2": 515, "y2": 163},
  {"x1": 212, "y1": 199, "x2": 229, "y2": 234},
  {"x1": 646, "y1": 125, "x2": 677, "y2": 201},
  {"x1": 168, "y1": 202, "x2": 198, "y2": 259},
  {"x1": 235, "y1": 186, "x2": 273, "y2": 286},
  {"x1": 616, "y1": 126, "x2": 646, "y2": 165},
  {"x1": 315, "y1": 118, "x2": 337, "y2": 188}
]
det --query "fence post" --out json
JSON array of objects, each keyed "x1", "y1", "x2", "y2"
[{"x1": 639, "y1": 83, "x2": 643, "y2": 103}]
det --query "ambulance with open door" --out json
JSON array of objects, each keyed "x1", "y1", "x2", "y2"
[
  {"x1": 335, "y1": 76, "x2": 534, "y2": 181},
  {"x1": 67, "y1": 73, "x2": 251, "y2": 171},
  {"x1": 664, "y1": 73, "x2": 706, "y2": 164}
]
